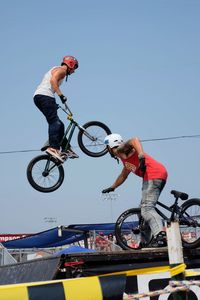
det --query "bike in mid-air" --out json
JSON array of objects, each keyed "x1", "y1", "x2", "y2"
[{"x1": 27, "y1": 102, "x2": 111, "y2": 193}]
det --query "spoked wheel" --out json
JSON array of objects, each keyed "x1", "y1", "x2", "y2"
[
  {"x1": 77, "y1": 121, "x2": 111, "y2": 157},
  {"x1": 27, "y1": 155, "x2": 64, "y2": 193},
  {"x1": 180, "y1": 198, "x2": 200, "y2": 249},
  {"x1": 115, "y1": 208, "x2": 151, "y2": 250}
]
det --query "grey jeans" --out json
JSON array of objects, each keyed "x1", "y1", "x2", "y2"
[{"x1": 141, "y1": 179, "x2": 166, "y2": 237}]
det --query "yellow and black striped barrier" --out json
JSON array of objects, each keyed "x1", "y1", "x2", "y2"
[
  {"x1": 0, "y1": 274, "x2": 126, "y2": 300},
  {"x1": 0, "y1": 264, "x2": 200, "y2": 300}
]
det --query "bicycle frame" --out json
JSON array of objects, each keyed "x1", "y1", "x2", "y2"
[
  {"x1": 155, "y1": 199, "x2": 192, "y2": 225},
  {"x1": 155, "y1": 200, "x2": 180, "y2": 220},
  {"x1": 136, "y1": 200, "x2": 184, "y2": 232},
  {"x1": 60, "y1": 118, "x2": 77, "y2": 152},
  {"x1": 59, "y1": 104, "x2": 98, "y2": 152}
]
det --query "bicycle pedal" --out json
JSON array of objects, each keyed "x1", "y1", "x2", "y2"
[
  {"x1": 61, "y1": 150, "x2": 79, "y2": 159},
  {"x1": 60, "y1": 153, "x2": 68, "y2": 160},
  {"x1": 138, "y1": 242, "x2": 148, "y2": 249}
]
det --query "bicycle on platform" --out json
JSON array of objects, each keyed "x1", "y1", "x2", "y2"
[
  {"x1": 114, "y1": 190, "x2": 200, "y2": 250},
  {"x1": 27, "y1": 103, "x2": 111, "y2": 193}
]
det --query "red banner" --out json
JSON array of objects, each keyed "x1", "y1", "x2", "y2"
[{"x1": 0, "y1": 234, "x2": 32, "y2": 243}]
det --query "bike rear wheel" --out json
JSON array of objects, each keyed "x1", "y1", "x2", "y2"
[
  {"x1": 77, "y1": 121, "x2": 111, "y2": 157},
  {"x1": 180, "y1": 198, "x2": 200, "y2": 249},
  {"x1": 27, "y1": 155, "x2": 65, "y2": 193},
  {"x1": 115, "y1": 208, "x2": 151, "y2": 250}
]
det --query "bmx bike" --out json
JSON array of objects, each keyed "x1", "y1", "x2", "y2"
[
  {"x1": 27, "y1": 103, "x2": 111, "y2": 193},
  {"x1": 115, "y1": 190, "x2": 200, "y2": 250}
]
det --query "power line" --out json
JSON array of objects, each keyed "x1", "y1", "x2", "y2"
[
  {"x1": 141, "y1": 134, "x2": 200, "y2": 142},
  {"x1": 0, "y1": 149, "x2": 39, "y2": 154},
  {"x1": 0, "y1": 134, "x2": 200, "y2": 155}
]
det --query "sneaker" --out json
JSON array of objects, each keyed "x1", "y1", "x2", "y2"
[
  {"x1": 148, "y1": 231, "x2": 167, "y2": 248},
  {"x1": 62, "y1": 149, "x2": 79, "y2": 159},
  {"x1": 46, "y1": 147, "x2": 64, "y2": 163}
]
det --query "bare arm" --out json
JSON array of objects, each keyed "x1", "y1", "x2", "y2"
[
  {"x1": 117, "y1": 137, "x2": 144, "y2": 158},
  {"x1": 50, "y1": 68, "x2": 66, "y2": 97},
  {"x1": 130, "y1": 137, "x2": 145, "y2": 158},
  {"x1": 111, "y1": 167, "x2": 131, "y2": 189}
]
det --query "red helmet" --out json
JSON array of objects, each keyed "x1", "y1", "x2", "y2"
[{"x1": 62, "y1": 55, "x2": 78, "y2": 69}]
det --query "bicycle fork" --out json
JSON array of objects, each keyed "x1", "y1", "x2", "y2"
[{"x1": 42, "y1": 159, "x2": 59, "y2": 176}]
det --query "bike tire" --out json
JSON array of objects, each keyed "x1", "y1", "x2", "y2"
[
  {"x1": 27, "y1": 154, "x2": 65, "y2": 193},
  {"x1": 115, "y1": 208, "x2": 149, "y2": 250},
  {"x1": 180, "y1": 198, "x2": 200, "y2": 249},
  {"x1": 77, "y1": 121, "x2": 111, "y2": 157}
]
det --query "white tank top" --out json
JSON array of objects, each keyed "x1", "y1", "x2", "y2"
[{"x1": 34, "y1": 66, "x2": 64, "y2": 98}]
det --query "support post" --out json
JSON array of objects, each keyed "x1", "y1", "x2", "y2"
[{"x1": 166, "y1": 221, "x2": 188, "y2": 300}]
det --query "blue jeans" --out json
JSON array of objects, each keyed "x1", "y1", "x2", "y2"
[
  {"x1": 34, "y1": 95, "x2": 64, "y2": 149},
  {"x1": 141, "y1": 179, "x2": 166, "y2": 237}
]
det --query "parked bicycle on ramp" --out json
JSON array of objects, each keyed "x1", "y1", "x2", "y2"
[{"x1": 115, "y1": 190, "x2": 200, "y2": 250}]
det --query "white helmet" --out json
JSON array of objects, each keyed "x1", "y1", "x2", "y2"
[{"x1": 104, "y1": 133, "x2": 123, "y2": 149}]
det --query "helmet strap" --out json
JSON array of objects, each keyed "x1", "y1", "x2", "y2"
[
  {"x1": 108, "y1": 147, "x2": 119, "y2": 164},
  {"x1": 65, "y1": 67, "x2": 71, "y2": 81},
  {"x1": 114, "y1": 156, "x2": 120, "y2": 164}
]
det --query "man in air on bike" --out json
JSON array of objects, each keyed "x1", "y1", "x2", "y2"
[
  {"x1": 102, "y1": 133, "x2": 168, "y2": 247},
  {"x1": 33, "y1": 55, "x2": 79, "y2": 162}
]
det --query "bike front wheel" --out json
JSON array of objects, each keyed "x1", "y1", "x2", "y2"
[
  {"x1": 77, "y1": 121, "x2": 111, "y2": 157},
  {"x1": 27, "y1": 155, "x2": 65, "y2": 193},
  {"x1": 180, "y1": 198, "x2": 200, "y2": 249},
  {"x1": 115, "y1": 208, "x2": 151, "y2": 250}
]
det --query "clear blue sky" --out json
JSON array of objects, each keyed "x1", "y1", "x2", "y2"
[{"x1": 0, "y1": 0, "x2": 200, "y2": 233}]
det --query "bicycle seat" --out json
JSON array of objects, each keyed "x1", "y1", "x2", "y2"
[{"x1": 171, "y1": 190, "x2": 188, "y2": 200}]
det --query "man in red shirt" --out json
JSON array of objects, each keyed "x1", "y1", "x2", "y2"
[{"x1": 102, "y1": 133, "x2": 168, "y2": 247}]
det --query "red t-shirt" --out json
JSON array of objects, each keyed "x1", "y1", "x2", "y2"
[{"x1": 121, "y1": 153, "x2": 168, "y2": 181}]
